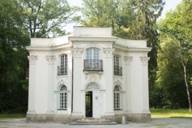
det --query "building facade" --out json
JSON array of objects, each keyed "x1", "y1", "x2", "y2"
[{"x1": 27, "y1": 27, "x2": 151, "y2": 122}]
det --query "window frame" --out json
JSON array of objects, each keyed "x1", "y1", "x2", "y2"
[
  {"x1": 58, "y1": 85, "x2": 67, "y2": 110},
  {"x1": 59, "y1": 54, "x2": 68, "y2": 75},
  {"x1": 114, "y1": 85, "x2": 121, "y2": 110}
]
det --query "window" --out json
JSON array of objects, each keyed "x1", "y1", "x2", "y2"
[
  {"x1": 86, "y1": 47, "x2": 99, "y2": 60},
  {"x1": 114, "y1": 55, "x2": 122, "y2": 76},
  {"x1": 58, "y1": 54, "x2": 67, "y2": 75},
  {"x1": 114, "y1": 85, "x2": 121, "y2": 110},
  {"x1": 58, "y1": 85, "x2": 67, "y2": 110},
  {"x1": 84, "y1": 48, "x2": 103, "y2": 71}
]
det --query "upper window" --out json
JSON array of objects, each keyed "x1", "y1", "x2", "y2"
[
  {"x1": 114, "y1": 55, "x2": 122, "y2": 76},
  {"x1": 86, "y1": 47, "x2": 100, "y2": 60},
  {"x1": 114, "y1": 85, "x2": 121, "y2": 110},
  {"x1": 58, "y1": 85, "x2": 67, "y2": 110},
  {"x1": 58, "y1": 54, "x2": 67, "y2": 75},
  {"x1": 84, "y1": 48, "x2": 103, "y2": 71}
]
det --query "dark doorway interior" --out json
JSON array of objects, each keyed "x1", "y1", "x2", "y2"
[{"x1": 85, "y1": 91, "x2": 93, "y2": 117}]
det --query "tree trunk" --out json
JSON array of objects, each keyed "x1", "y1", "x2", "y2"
[{"x1": 182, "y1": 61, "x2": 192, "y2": 112}]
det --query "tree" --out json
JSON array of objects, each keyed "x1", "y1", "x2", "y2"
[
  {"x1": 0, "y1": 0, "x2": 30, "y2": 112},
  {"x1": 159, "y1": 0, "x2": 192, "y2": 111},
  {"x1": 20, "y1": 0, "x2": 77, "y2": 38}
]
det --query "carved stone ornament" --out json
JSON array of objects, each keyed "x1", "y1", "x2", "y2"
[
  {"x1": 103, "y1": 48, "x2": 113, "y2": 58},
  {"x1": 46, "y1": 55, "x2": 56, "y2": 65},
  {"x1": 72, "y1": 48, "x2": 84, "y2": 58},
  {"x1": 28, "y1": 55, "x2": 38, "y2": 65},
  {"x1": 86, "y1": 82, "x2": 100, "y2": 91},
  {"x1": 140, "y1": 56, "x2": 150, "y2": 65}
]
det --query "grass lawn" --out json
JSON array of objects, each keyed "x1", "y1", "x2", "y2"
[
  {"x1": 0, "y1": 113, "x2": 25, "y2": 120},
  {"x1": 151, "y1": 109, "x2": 192, "y2": 118}
]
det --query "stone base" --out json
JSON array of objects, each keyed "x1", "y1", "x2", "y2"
[
  {"x1": 126, "y1": 113, "x2": 151, "y2": 122},
  {"x1": 27, "y1": 113, "x2": 151, "y2": 123},
  {"x1": 27, "y1": 114, "x2": 83, "y2": 123}
]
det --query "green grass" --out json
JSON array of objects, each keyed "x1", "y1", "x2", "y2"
[
  {"x1": 0, "y1": 113, "x2": 25, "y2": 120},
  {"x1": 151, "y1": 109, "x2": 192, "y2": 118}
]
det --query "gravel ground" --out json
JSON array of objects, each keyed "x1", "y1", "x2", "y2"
[{"x1": 0, "y1": 118, "x2": 192, "y2": 128}]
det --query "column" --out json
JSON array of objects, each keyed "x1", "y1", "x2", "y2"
[
  {"x1": 103, "y1": 48, "x2": 114, "y2": 116},
  {"x1": 27, "y1": 55, "x2": 38, "y2": 114},
  {"x1": 72, "y1": 48, "x2": 84, "y2": 116},
  {"x1": 140, "y1": 56, "x2": 150, "y2": 113},
  {"x1": 124, "y1": 56, "x2": 133, "y2": 113},
  {"x1": 46, "y1": 55, "x2": 56, "y2": 114}
]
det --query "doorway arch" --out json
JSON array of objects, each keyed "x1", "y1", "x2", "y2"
[{"x1": 85, "y1": 82, "x2": 100, "y2": 117}]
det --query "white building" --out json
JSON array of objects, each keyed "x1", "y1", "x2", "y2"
[{"x1": 27, "y1": 27, "x2": 151, "y2": 122}]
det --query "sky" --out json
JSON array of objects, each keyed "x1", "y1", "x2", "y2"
[{"x1": 65, "y1": 0, "x2": 182, "y2": 32}]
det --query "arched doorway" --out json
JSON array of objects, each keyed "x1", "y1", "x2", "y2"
[{"x1": 85, "y1": 82, "x2": 100, "y2": 118}]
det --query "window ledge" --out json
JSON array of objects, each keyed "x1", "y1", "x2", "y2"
[{"x1": 84, "y1": 70, "x2": 103, "y2": 75}]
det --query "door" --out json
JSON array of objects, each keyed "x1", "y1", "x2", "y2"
[{"x1": 85, "y1": 91, "x2": 93, "y2": 117}]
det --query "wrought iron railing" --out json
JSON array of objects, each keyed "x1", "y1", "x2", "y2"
[
  {"x1": 84, "y1": 59, "x2": 103, "y2": 71},
  {"x1": 114, "y1": 66, "x2": 122, "y2": 76},
  {"x1": 57, "y1": 66, "x2": 67, "y2": 76}
]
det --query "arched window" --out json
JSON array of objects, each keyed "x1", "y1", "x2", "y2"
[
  {"x1": 58, "y1": 85, "x2": 67, "y2": 110},
  {"x1": 114, "y1": 85, "x2": 121, "y2": 110}
]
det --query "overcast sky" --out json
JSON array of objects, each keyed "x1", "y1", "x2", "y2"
[{"x1": 65, "y1": 0, "x2": 182, "y2": 32}]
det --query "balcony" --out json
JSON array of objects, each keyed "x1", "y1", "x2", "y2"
[
  {"x1": 114, "y1": 66, "x2": 122, "y2": 76},
  {"x1": 84, "y1": 59, "x2": 103, "y2": 71},
  {"x1": 57, "y1": 66, "x2": 67, "y2": 76}
]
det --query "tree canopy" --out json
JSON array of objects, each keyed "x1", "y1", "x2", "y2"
[{"x1": 157, "y1": 0, "x2": 192, "y2": 110}]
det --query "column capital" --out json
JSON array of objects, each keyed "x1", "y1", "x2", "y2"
[
  {"x1": 103, "y1": 48, "x2": 113, "y2": 58},
  {"x1": 28, "y1": 55, "x2": 38, "y2": 65},
  {"x1": 46, "y1": 55, "x2": 56, "y2": 65},
  {"x1": 124, "y1": 56, "x2": 133, "y2": 65},
  {"x1": 140, "y1": 56, "x2": 150, "y2": 65},
  {"x1": 72, "y1": 48, "x2": 84, "y2": 58}
]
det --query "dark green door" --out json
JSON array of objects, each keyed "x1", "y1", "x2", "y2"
[{"x1": 85, "y1": 91, "x2": 93, "y2": 117}]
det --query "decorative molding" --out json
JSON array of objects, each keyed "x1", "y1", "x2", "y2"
[
  {"x1": 46, "y1": 55, "x2": 56, "y2": 65},
  {"x1": 57, "y1": 78, "x2": 70, "y2": 89},
  {"x1": 85, "y1": 82, "x2": 100, "y2": 91},
  {"x1": 113, "y1": 80, "x2": 122, "y2": 86},
  {"x1": 140, "y1": 56, "x2": 150, "y2": 65},
  {"x1": 28, "y1": 55, "x2": 38, "y2": 65},
  {"x1": 124, "y1": 56, "x2": 133, "y2": 65},
  {"x1": 103, "y1": 48, "x2": 113, "y2": 58},
  {"x1": 72, "y1": 48, "x2": 84, "y2": 58}
]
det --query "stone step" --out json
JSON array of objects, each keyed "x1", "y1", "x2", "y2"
[{"x1": 70, "y1": 118, "x2": 117, "y2": 125}]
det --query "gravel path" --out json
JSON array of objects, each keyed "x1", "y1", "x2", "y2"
[{"x1": 0, "y1": 118, "x2": 192, "y2": 128}]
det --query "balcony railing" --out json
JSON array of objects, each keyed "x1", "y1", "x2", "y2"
[
  {"x1": 57, "y1": 66, "x2": 67, "y2": 76},
  {"x1": 84, "y1": 59, "x2": 103, "y2": 71},
  {"x1": 114, "y1": 66, "x2": 122, "y2": 76}
]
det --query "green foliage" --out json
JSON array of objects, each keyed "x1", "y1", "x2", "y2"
[
  {"x1": 0, "y1": 0, "x2": 30, "y2": 113},
  {"x1": 20, "y1": 0, "x2": 77, "y2": 37},
  {"x1": 156, "y1": 0, "x2": 192, "y2": 109},
  {"x1": 155, "y1": 35, "x2": 188, "y2": 108}
]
